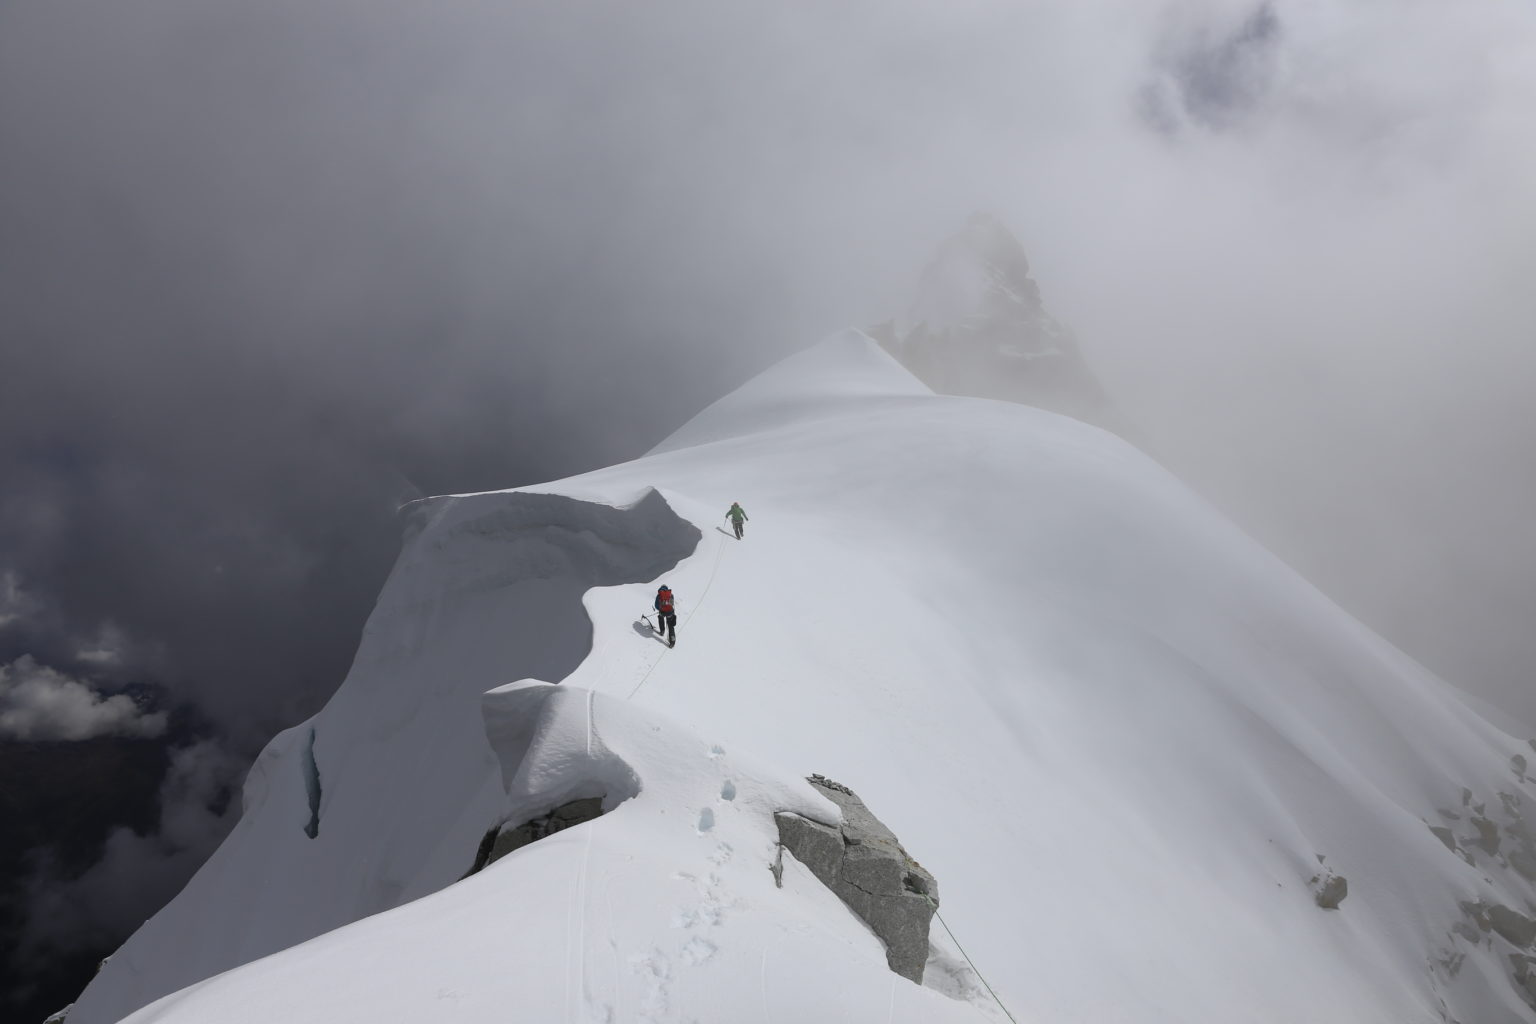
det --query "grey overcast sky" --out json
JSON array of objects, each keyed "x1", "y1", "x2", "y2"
[{"x1": 1, "y1": 0, "x2": 1534, "y2": 1010}]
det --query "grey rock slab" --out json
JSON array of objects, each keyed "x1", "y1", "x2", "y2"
[
  {"x1": 860, "y1": 891, "x2": 936, "y2": 982},
  {"x1": 1490, "y1": 905, "x2": 1536, "y2": 949},
  {"x1": 1313, "y1": 874, "x2": 1348, "y2": 910},
  {"x1": 1472, "y1": 816, "x2": 1502, "y2": 856},
  {"x1": 466, "y1": 796, "x2": 607, "y2": 877},
  {"x1": 842, "y1": 841, "x2": 910, "y2": 897},
  {"x1": 775, "y1": 775, "x2": 939, "y2": 983},
  {"x1": 1462, "y1": 900, "x2": 1493, "y2": 934},
  {"x1": 1512, "y1": 953, "x2": 1536, "y2": 1007},
  {"x1": 1429, "y1": 825, "x2": 1459, "y2": 853},
  {"x1": 552, "y1": 796, "x2": 604, "y2": 823},
  {"x1": 1453, "y1": 920, "x2": 1482, "y2": 944},
  {"x1": 1510, "y1": 847, "x2": 1536, "y2": 882},
  {"x1": 774, "y1": 812, "x2": 843, "y2": 889}
]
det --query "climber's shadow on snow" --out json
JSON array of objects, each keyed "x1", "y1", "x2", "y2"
[
  {"x1": 631, "y1": 618, "x2": 656, "y2": 639},
  {"x1": 714, "y1": 527, "x2": 735, "y2": 539},
  {"x1": 632, "y1": 618, "x2": 670, "y2": 646}
]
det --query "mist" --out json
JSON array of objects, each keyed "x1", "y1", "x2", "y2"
[{"x1": 1, "y1": 0, "x2": 1534, "y2": 1014}]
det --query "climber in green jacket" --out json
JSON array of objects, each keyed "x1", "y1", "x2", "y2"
[{"x1": 725, "y1": 501, "x2": 749, "y2": 540}]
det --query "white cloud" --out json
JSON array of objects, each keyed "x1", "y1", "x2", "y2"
[
  {"x1": 21, "y1": 740, "x2": 242, "y2": 952},
  {"x1": 0, "y1": 655, "x2": 167, "y2": 741},
  {"x1": 75, "y1": 622, "x2": 130, "y2": 666},
  {"x1": 0, "y1": 570, "x2": 36, "y2": 628}
]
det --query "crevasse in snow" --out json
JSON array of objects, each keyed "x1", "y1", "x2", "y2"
[
  {"x1": 68, "y1": 331, "x2": 1536, "y2": 1024},
  {"x1": 300, "y1": 727, "x2": 321, "y2": 840}
]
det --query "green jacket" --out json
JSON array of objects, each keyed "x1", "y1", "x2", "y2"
[{"x1": 726, "y1": 504, "x2": 748, "y2": 523}]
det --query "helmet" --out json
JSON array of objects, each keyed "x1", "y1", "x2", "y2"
[{"x1": 658, "y1": 584, "x2": 669, "y2": 590}]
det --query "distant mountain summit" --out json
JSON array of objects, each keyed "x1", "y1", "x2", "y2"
[{"x1": 869, "y1": 214, "x2": 1114, "y2": 428}]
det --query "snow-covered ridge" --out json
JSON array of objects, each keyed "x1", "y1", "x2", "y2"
[
  {"x1": 646, "y1": 328, "x2": 929, "y2": 455},
  {"x1": 68, "y1": 334, "x2": 1536, "y2": 1024},
  {"x1": 66, "y1": 486, "x2": 704, "y2": 1021}
]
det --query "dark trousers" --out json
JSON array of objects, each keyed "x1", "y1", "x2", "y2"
[
  {"x1": 656, "y1": 611, "x2": 676, "y2": 640},
  {"x1": 731, "y1": 519, "x2": 744, "y2": 539}
]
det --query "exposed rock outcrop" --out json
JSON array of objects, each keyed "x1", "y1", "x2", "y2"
[
  {"x1": 1426, "y1": 775, "x2": 1536, "y2": 1013},
  {"x1": 1511, "y1": 953, "x2": 1536, "y2": 1007},
  {"x1": 775, "y1": 775, "x2": 937, "y2": 983},
  {"x1": 1311, "y1": 872, "x2": 1348, "y2": 910},
  {"x1": 870, "y1": 214, "x2": 1116, "y2": 432},
  {"x1": 465, "y1": 797, "x2": 606, "y2": 877},
  {"x1": 1489, "y1": 903, "x2": 1536, "y2": 949}
]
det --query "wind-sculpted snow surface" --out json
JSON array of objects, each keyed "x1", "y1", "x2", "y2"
[
  {"x1": 76, "y1": 333, "x2": 1536, "y2": 1023},
  {"x1": 645, "y1": 328, "x2": 929, "y2": 455},
  {"x1": 66, "y1": 489, "x2": 700, "y2": 1023},
  {"x1": 109, "y1": 681, "x2": 987, "y2": 1024}
]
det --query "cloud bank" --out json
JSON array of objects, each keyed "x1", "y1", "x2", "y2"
[
  {"x1": 19, "y1": 740, "x2": 240, "y2": 955},
  {"x1": 0, "y1": 657, "x2": 167, "y2": 742},
  {"x1": 1, "y1": 0, "x2": 1532, "y2": 729}
]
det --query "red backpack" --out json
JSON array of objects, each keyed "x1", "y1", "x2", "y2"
[{"x1": 656, "y1": 588, "x2": 674, "y2": 614}]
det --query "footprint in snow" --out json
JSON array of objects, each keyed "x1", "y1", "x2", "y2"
[
  {"x1": 719, "y1": 780, "x2": 736, "y2": 802},
  {"x1": 697, "y1": 808, "x2": 715, "y2": 833},
  {"x1": 673, "y1": 901, "x2": 722, "y2": 929},
  {"x1": 628, "y1": 949, "x2": 671, "y2": 1021},
  {"x1": 707, "y1": 744, "x2": 725, "y2": 759},
  {"x1": 681, "y1": 937, "x2": 717, "y2": 965}
]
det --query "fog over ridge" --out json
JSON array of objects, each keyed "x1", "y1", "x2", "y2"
[{"x1": 1, "y1": 0, "x2": 1534, "y2": 1016}]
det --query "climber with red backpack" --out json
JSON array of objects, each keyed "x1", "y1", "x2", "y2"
[{"x1": 653, "y1": 585, "x2": 677, "y2": 647}]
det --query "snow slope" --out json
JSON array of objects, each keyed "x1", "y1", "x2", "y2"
[{"x1": 69, "y1": 331, "x2": 1536, "y2": 1024}]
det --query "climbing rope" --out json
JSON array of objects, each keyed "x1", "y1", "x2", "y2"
[
  {"x1": 622, "y1": 532, "x2": 1017, "y2": 1024},
  {"x1": 624, "y1": 530, "x2": 729, "y2": 700},
  {"x1": 931, "y1": 904, "x2": 1020, "y2": 1024}
]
